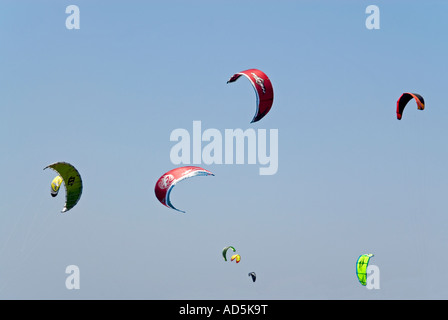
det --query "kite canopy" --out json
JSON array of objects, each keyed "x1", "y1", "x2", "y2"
[
  {"x1": 248, "y1": 272, "x2": 256, "y2": 282},
  {"x1": 231, "y1": 254, "x2": 241, "y2": 263},
  {"x1": 356, "y1": 254, "x2": 374, "y2": 286},
  {"x1": 44, "y1": 162, "x2": 83, "y2": 213},
  {"x1": 227, "y1": 68, "x2": 274, "y2": 123},
  {"x1": 396, "y1": 93, "x2": 425, "y2": 120},
  {"x1": 222, "y1": 246, "x2": 236, "y2": 261},
  {"x1": 154, "y1": 166, "x2": 214, "y2": 213}
]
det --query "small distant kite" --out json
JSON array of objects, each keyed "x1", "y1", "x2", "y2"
[
  {"x1": 356, "y1": 253, "x2": 374, "y2": 286},
  {"x1": 231, "y1": 254, "x2": 241, "y2": 263},
  {"x1": 227, "y1": 68, "x2": 274, "y2": 123},
  {"x1": 154, "y1": 166, "x2": 214, "y2": 213},
  {"x1": 396, "y1": 93, "x2": 425, "y2": 120},
  {"x1": 248, "y1": 272, "x2": 256, "y2": 282},
  {"x1": 44, "y1": 162, "x2": 83, "y2": 213},
  {"x1": 222, "y1": 246, "x2": 236, "y2": 261}
]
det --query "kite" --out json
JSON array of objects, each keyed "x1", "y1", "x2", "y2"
[
  {"x1": 396, "y1": 93, "x2": 425, "y2": 120},
  {"x1": 356, "y1": 253, "x2": 374, "y2": 286},
  {"x1": 154, "y1": 166, "x2": 214, "y2": 213},
  {"x1": 231, "y1": 254, "x2": 241, "y2": 263},
  {"x1": 227, "y1": 68, "x2": 274, "y2": 123},
  {"x1": 248, "y1": 272, "x2": 256, "y2": 282},
  {"x1": 222, "y1": 246, "x2": 236, "y2": 261},
  {"x1": 44, "y1": 162, "x2": 83, "y2": 213}
]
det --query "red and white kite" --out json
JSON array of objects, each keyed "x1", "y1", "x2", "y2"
[
  {"x1": 154, "y1": 166, "x2": 214, "y2": 213},
  {"x1": 227, "y1": 68, "x2": 274, "y2": 123}
]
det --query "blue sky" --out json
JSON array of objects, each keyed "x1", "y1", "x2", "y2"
[{"x1": 0, "y1": 0, "x2": 447, "y2": 299}]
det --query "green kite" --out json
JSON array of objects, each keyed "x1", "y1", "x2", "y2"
[
  {"x1": 222, "y1": 246, "x2": 236, "y2": 261},
  {"x1": 356, "y1": 253, "x2": 374, "y2": 286},
  {"x1": 44, "y1": 162, "x2": 83, "y2": 213}
]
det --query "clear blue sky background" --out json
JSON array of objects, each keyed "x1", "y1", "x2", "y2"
[{"x1": 0, "y1": 0, "x2": 447, "y2": 299}]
